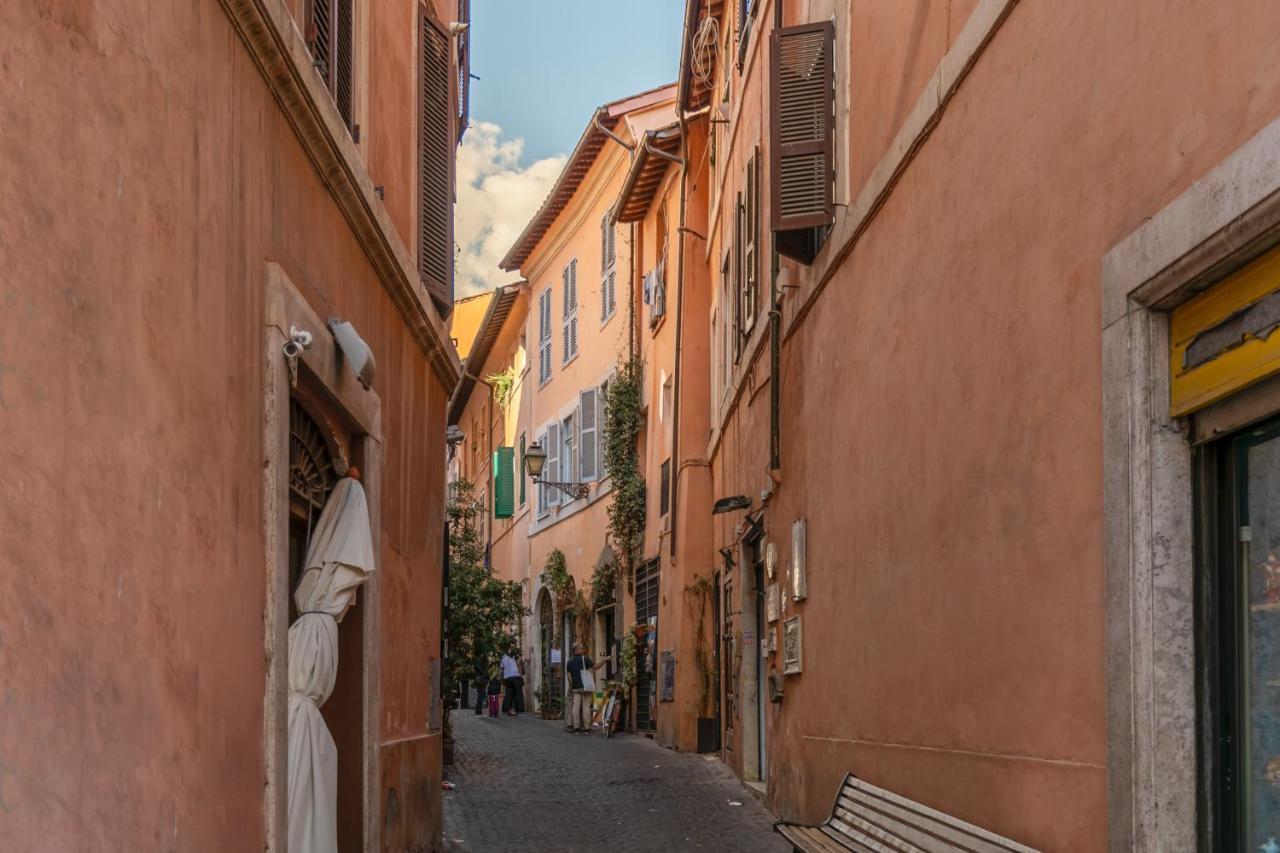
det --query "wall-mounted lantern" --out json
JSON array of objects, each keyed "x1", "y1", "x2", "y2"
[{"x1": 522, "y1": 440, "x2": 588, "y2": 501}]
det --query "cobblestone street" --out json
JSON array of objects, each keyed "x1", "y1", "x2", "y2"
[{"x1": 443, "y1": 711, "x2": 789, "y2": 853}]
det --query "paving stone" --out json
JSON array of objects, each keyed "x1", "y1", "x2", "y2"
[{"x1": 443, "y1": 711, "x2": 789, "y2": 853}]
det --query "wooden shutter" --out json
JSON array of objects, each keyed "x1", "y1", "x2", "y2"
[
  {"x1": 743, "y1": 148, "x2": 759, "y2": 330},
  {"x1": 601, "y1": 215, "x2": 617, "y2": 321},
  {"x1": 493, "y1": 446, "x2": 514, "y2": 519},
  {"x1": 335, "y1": 0, "x2": 354, "y2": 128},
  {"x1": 419, "y1": 13, "x2": 454, "y2": 312},
  {"x1": 770, "y1": 21, "x2": 835, "y2": 231},
  {"x1": 562, "y1": 260, "x2": 578, "y2": 362},
  {"x1": 580, "y1": 388, "x2": 598, "y2": 481},
  {"x1": 546, "y1": 422, "x2": 560, "y2": 506},
  {"x1": 733, "y1": 191, "x2": 744, "y2": 358},
  {"x1": 538, "y1": 289, "x2": 552, "y2": 384},
  {"x1": 597, "y1": 380, "x2": 609, "y2": 476}
]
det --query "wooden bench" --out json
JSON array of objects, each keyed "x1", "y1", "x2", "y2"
[{"x1": 774, "y1": 774, "x2": 1040, "y2": 853}]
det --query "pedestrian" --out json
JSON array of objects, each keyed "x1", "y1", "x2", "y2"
[
  {"x1": 472, "y1": 657, "x2": 487, "y2": 716},
  {"x1": 501, "y1": 651, "x2": 523, "y2": 716},
  {"x1": 565, "y1": 643, "x2": 611, "y2": 733},
  {"x1": 486, "y1": 670, "x2": 503, "y2": 718}
]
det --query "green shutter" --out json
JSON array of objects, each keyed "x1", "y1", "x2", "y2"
[{"x1": 494, "y1": 446, "x2": 515, "y2": 519}]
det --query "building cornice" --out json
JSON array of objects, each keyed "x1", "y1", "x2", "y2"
[{"x1": 217, "y1": 0, "x2": 461, "y2": 388}]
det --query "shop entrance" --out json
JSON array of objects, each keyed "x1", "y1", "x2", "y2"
[{"x1": 1202, "y1": 416, "x2": 1280, "y2": 850}]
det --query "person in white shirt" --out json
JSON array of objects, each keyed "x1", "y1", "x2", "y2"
[{"x1": 500, "y1": 651, "x2": 525, "y2": 715}]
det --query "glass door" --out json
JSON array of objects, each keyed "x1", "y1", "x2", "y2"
[{"x1": 1215, "y1": 420, "x2": 1280, "y2": 850}]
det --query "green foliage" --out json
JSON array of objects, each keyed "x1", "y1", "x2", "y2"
[
  {"x1": 544, "y1": 548, "x2": 572, "y2": 607},
  {"x1": 444, "y1": 479, "x2": 529, "y2": 734},
  {"x1": 620, "y1": 632, "x2": 638, "y2": 688},
  {"x1": 603, "y1": 359, "x2": 646, "y2": 581},
  {"x1": 591, "y1": 559, "x2": 616, "y2": 608},
  {"x1": 485, "y1": 366, "x2": 517, "y2": 410}
]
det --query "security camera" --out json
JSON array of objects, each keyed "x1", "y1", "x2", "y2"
[{"x1": 283, "y1": 326, "x2": 313, "y2": 359}]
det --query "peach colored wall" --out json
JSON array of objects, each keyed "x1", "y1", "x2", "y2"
[
  {"x1": 0, "y1": 2, "x2": 455, "y2": 850},
  {"x1": 685, "y1": 0, "x2": 1280, "y2": 850}
]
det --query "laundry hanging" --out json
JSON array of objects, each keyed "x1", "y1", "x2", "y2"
[{"x1": 287, "y1": 475, "x2": 376, "y2": 853}]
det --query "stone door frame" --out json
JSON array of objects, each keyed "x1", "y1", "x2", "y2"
[
  {"x1": 1103, "y1": 115, "x2": 1280, "y2": 852},
  {"x1": 262, "y1": 263, "x2": 384, "y2": 852}
]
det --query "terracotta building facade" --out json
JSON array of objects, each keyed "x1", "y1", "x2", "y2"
[
  {"x1": 0, "y1": 1, "x2": 466, "y2": 850},
  {"x1": 661, "y1": 0, "x2": 1280, "y2": 850}
]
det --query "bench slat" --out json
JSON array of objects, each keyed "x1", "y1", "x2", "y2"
[
  {"x1": 831, "y1": 806, "x2": 928, "y2": 853},
  {"x1": 825, "y1": 816, "x2": 914, "y2": 853},
  {"x1": 839, "y1": 794, "x2": 995, "y2": 853},
  {"x1": 842, "y1": 778, "x2": 1037, "y2": 853},
  {"x1": 780, "y1": 823, "x2": 864, "y2": 853}
]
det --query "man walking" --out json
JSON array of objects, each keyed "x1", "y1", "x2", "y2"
[
  {"x1": 565, "y1": 643, "x2": 610, "y2": 733},
  {"x1": 501, "y1": 651, "x2": 525, "y2": 715}
]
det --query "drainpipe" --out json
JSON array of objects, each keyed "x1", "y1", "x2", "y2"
[
  {"x1": 770, "y1": 0, "x2": 783, "y2": 473},
  {"x1": 668, "y1": 119, "x2": 692, "y2": 561},
  {"x1": 593, "y1": 110, "x2": 635, "y2": 152}
]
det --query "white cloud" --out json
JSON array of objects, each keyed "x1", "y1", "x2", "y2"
[{"x1": 455, "y1": 121, "x2": 566, "y2": 297}]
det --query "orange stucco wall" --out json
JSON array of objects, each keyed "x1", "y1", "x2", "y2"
[
  {"x1": 685, "y1": 0, "x2": 1280, "y2": 850},
  {"x1": 0, "y1": 2, "x2": 456, "y2": 850}
]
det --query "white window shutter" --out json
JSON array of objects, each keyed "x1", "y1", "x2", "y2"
[
  {"x1": 580, "y1": 388, "x2": 598, "y2": 481},
  {"x1": 536, "y1": 431, "x2": 548, "y2": 513},
  {"x1": 547, "y1": 422, "x2": 560, "y2": 506}
]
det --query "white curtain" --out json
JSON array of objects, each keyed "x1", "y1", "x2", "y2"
[{"x1": 287, "y1": 477, "x2": 376, "y2": 853}]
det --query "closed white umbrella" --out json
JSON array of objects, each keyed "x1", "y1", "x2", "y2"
[{"x1": 287, "y1": 474, "x2": 375, "y2": 853}]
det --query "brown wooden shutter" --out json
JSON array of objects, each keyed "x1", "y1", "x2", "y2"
[
  {"x1": 420, "y1": 13, "x2": 454, "y2": 313},
  {"x1": 335, "y1": 0, "x2": 354, "y2": 129},
  {"x1": 770, "y1": 21, "x2": 835, "y2": 231},
  {"x1": 309, "y1": 0, "x2": 332, "y2": 81}
]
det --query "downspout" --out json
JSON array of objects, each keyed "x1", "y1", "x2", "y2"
[{"x1": 593, "y1": 111, "x2": 635, "y2": 152}]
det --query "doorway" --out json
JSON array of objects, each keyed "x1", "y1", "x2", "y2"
[
  {"x1": 1202, "y1": 417, "x2": 1280, "y2": 850},
  {"x1": 288, "y1": 397, "x2": 365, "y2": 852},
  {"x1": 750, "y1": 536, "x2": 767, "y2": 783},
  {"x1": 635, "y1": 559, "x2": 660, "y2": 732}
]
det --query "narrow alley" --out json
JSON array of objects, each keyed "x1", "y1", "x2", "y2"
[{"x1": 443, "y1": 713, "x2": 788, "y2": 853}]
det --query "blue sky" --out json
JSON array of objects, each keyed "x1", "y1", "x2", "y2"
[{"x1": 469, "y1": 1, "x2": 685, "y2": 166}]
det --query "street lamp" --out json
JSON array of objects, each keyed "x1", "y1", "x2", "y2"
[{"x1": 523, "y1": 440, "x2": 589, "y2": 501}]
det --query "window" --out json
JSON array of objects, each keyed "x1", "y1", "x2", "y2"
[
  {"x1": 601, "y1": 215, "x2": 617, "y2": 322},
  {"x1": 771, "y1": 21, "x2": 836, "y2": 264},
  {"x1": 562, "y1": 259, "x2": 579, "y2": 363},
  {"x1": 742, "y1": 148, "x2": 760, "y2": 335},
  {"x1": 418, "y1": 12, "x2": 454, "y2": 310},
  {"x1": 455, "y1": 0, "x2": 470, "y2": 141},
  {"x1": 307, "y1": 0, "x2": 356, "y2": 133},
  {"x1": 561, "y1": 414, "x2": 576, "y2": 486},
  {"x1": 518, "y1": 432, "x2": 527, "y2": 507},
  {"x1": 733, "y1": 190, "x2": 744, "y2": 361},
  {"x1": 538, "y1": 288, "x2": 553, "y2": 385},
  {"x1": 580, "y1": 388, "x2": 599, "y2": 482},
  {"x1": 721, "y1": 252, "x2": 733, "y2": 389},
  {"x1": 660, "y1": 459, "x2": 671, "y2": 517},
  {"x1": 736, "y1": 0, "x2": 755, "y2": 67}
]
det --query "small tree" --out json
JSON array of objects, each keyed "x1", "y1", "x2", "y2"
[{"x1": 444, "y1": 479, "x2": 528, "y2": 735}]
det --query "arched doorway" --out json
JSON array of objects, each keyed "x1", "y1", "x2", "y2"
[{"x1": 537, "y1": 588, "x2": 562, "y2": 715}]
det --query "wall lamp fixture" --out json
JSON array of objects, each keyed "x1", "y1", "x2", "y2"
[{"x1": 523, "y1": 440, "x2": 589, "y2": 501}]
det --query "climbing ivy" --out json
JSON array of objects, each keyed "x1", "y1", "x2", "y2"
[
  {"x1": 603, "y1": 359, "x2": 646, "y2": 582},
  {"x1": 485, "y1": 366, "x2": 517, "y2": 411},
  {"x1": 544, "y1": 548, "x2": 572, "y2": 608}
]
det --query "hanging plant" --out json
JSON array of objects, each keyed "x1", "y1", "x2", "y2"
[
  {"x1": 485, "y1": 366, "x2": 517, "y2": 411},
  {"x1": 604, "y1": 359, "x2": 645, "y2": 583},
  {"x1": 544, "y1": 548, "x2": 572, "y2": 609},
  {"x1": 620, "y1": 631, "x2": 638, "y2": 688},
  {"x1": 591, "y1": 560, "x2": 616, "y2": 608}
]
